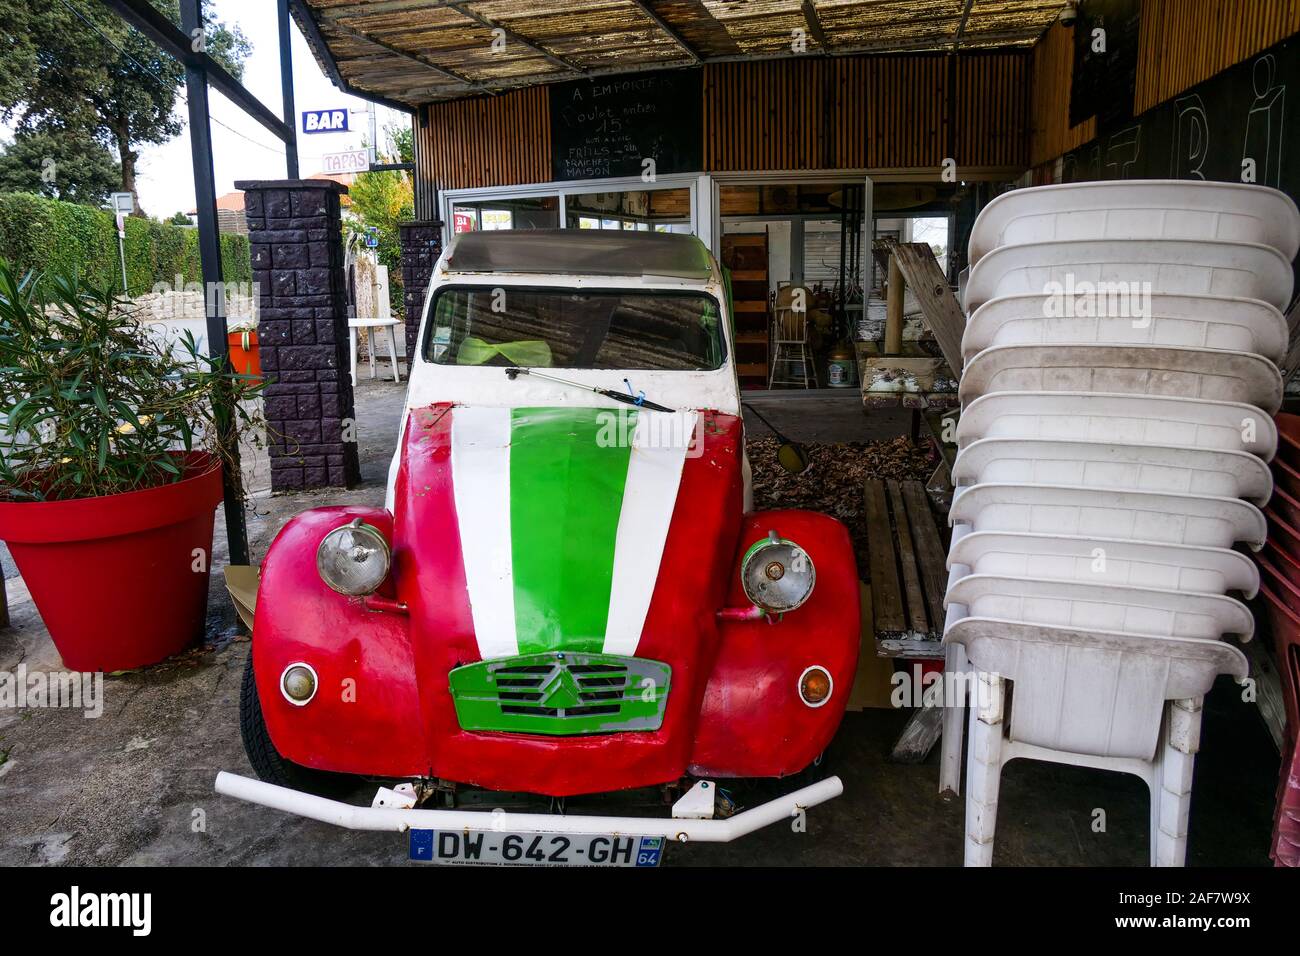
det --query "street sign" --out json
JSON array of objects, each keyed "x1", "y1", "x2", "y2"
[
  {"x1": 321, "y1": 149, "x2": 370, "y2": 175},
  {"x1": 110, "y1": 192, "x2": 134, "y2": 215},
  {"x1": 302, "y1": 108, "x2": 349, "y2": 133}
]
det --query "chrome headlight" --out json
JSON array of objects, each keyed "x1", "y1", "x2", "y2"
[
  {"x1": 741, "y1": 531, "x2": 815, "y2": 613},
  {"x1": 316, "y1": 519, "x2": 391, "y2": 595}
]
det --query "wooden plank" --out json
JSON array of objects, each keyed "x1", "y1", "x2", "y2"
[
  {"x1": 900, "y1": 480, "x2": 948, "y2": 628},
  {"x1": 878, "y1": 635, "x2": 949, "y2": 659},
  {"x1": 1279, "y1": 299, "x2": 1300, "y2": 380},
  {"x1": 1243, "y1": 633, "x2": 1288, "y2": 752},
  {"x1": 884, "y1": 252, "x2": 904, "y2": 354},
  {"x1": 887, "y1": 240, "x2": 965, "y2": 374},
  {"x1": 925, "y1": 459, "x2": 953, "y2": 514},
  {"x1": 922, "y1": 406, "x2": 960, "y2": 471},
  {"x1": 887, "y1": 480, "x2": 928, "y2": 634},
  {"x1": 863, "y1": 479, "x2": 906, "y2": 633},
  {"x1": 847, "y1": 581, "x2": 896, "y2": 710}
]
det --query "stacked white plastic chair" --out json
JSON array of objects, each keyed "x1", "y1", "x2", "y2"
[{"x1": 942, "y1": 180, "x2": 1300, "y2": 866}]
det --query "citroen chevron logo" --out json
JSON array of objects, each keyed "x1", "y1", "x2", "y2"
[{"x1": 539, "y1": 666, "x2": 583, "y2": 711}]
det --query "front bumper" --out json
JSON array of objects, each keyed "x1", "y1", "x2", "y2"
[{"x1": 214, "y1": 771, "x2": 843, "y2": 843}]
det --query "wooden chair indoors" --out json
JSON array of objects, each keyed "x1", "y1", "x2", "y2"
[{"x1": 769, "y1": 283, "x2": 816, "y2": 389}]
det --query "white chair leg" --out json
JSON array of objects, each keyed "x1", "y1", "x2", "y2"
[
  {"x1": 964, "y1": 672, "x2": 1005, "y2": 866},
  {"x1": 387, "y1": 326, "x2": 400, "y2": 382},
  {"x1": 940, "y1": 642, "x2": 968, "y2": 796},
  {"x1": 368, "y1": 329, "x2": 377, "y2": 379},
  {"x1": 349, "y1": 328, "x2": 358, "y2": 386},
  {"x1": 1150, "y1": 697, "x2": 1201, "y2": 867}
]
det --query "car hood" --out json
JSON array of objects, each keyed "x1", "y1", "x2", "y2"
[{"x1": 392, "y1": 403, "x2": 744, "y2": 661}]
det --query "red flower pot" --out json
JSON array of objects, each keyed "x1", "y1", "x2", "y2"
[
  {"x1": 227, "y1": 330, "x2": 262, "y2": 381},
  {"x1": 0, "y1": 453, "x2": 224, "y2": 671}
]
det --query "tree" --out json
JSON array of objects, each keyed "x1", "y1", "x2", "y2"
[
  {"x1": 0, "y1": 0, "x2": 250, "y2": 212},
  {"x1": 0, "y1": 129, "x2": 120, "y2": 205}
]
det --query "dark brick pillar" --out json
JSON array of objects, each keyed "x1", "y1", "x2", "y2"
[
  {"x1": 238, "y1": 178, "x2": 360, "y2": 491},
  {"x1": 398, "y1": 220, "x2": 444, "y2": 362}
]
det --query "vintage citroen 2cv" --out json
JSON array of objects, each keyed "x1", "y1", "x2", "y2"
[{"x1": 215, "y1": 230, "x2": 860, "y2": 864}]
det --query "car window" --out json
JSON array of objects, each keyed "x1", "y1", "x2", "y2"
[{"x1": 424, "y1": 286, "x2": 726, "y2": 371}]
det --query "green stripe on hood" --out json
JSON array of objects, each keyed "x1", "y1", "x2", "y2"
[{"x1": 508, "y1": 407, "x2": 636, "y2": 654}]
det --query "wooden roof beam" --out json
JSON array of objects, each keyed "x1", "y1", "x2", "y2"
[
  {"x1": 325, "y1": 17, "x2": 490, "y2": 92},
  {"x1": 446, "y1": 2, "x2": 588, "y2": 76},
  {"x1": 801, "y1": 0, "x2": 831, "y2": 53},
  {"x1": 323, "y1": 0, "x2": 446, "y2": 18},
  {"x1": 952, "y1": 0, "x2": 976, "y2": 50},
  {"x1": 629, "y1": 0, "x2": 702, "y2": 63}
]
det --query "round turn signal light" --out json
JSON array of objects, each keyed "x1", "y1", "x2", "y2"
[
  {"x1": 798, "y1": 665, "x2": 833, "y2": 708},
  {"x1": 281, "y1": 663, "x2": 318, "y2": 706}
]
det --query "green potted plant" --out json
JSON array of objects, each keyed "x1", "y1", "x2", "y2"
[{"x1": 0, "y1": 261, "x2": 263, "y2": 671}]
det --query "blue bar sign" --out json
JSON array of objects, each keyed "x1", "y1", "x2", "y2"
[{"x1": 302, "y1": 109, "x2": 349, "y2": 133}]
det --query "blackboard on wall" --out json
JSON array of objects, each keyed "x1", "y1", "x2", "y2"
[
  {"x1": 1069, "y1": 0, "x2": 1142, "y2": 128},
  {"x1": 550, "y1": 69, "x2": 703, "y2": 181},
  {"x1": 1061, "y1": 37, "x2": 1297, "y2": 194},
  {"x1": 1060, "y1": 36, "x2": 1300, "y2": 292}
]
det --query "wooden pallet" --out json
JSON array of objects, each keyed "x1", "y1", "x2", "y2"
[
  {"x1": 863, "y1": 478, "x2": 947, "y2": 659},
  {"x1": 864, "y1": 477, "x2": 951, "y2": 762}
]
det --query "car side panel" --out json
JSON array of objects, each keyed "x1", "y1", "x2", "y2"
[
  {"x1": 252, "y1": 507, "x2": 429, "y2": 776},
  {"x1": 688, "y1": 510, "x2": 861, "y2": 778}
]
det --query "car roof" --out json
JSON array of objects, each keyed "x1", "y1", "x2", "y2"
[{"x1": 442, "y1": 229, "x2": 715, "y2": 281}]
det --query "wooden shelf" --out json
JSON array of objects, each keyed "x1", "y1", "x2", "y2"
[{"x1": 722, "y1": 231, "x2": 770, "y2": 383}]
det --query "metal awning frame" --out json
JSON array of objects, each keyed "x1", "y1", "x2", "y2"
[{"x1": 96, "y1": 0, "x2": 313, "y2": 565}]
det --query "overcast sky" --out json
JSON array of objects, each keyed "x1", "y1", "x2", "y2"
[{"x1": 8, "y1": 0, "x2": 409, "y2": 218}]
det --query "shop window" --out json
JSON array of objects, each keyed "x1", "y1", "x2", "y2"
[
  {"x1": 565, "y1": 188, "x2": 691, "y2": 232},
  {"x1": 452, "y1": 196, "x2": 559, "y2": 233},
  {"x1": 803, "y1": 220, "x2": 844, "y2": 288}
]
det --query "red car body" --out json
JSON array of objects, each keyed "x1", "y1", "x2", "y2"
[{"x1": 251, "y1": 404, "x2": 860, "y2": 797}]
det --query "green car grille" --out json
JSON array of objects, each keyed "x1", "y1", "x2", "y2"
[{"x1": 448, "y1": 652, "x2": 671, "y2": 736}]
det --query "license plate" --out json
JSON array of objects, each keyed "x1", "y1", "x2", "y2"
[{"x1": 409, "y1": 830, "x2": 664, "y2": 867}]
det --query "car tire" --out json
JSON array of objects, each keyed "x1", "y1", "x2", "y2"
[{"x1": 239, "y1": 651, "x2": 354, "y2": 797}]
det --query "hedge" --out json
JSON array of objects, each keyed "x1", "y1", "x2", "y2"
[{"x1": 0, "y1": 192, "x2": 251, "y2": 296}]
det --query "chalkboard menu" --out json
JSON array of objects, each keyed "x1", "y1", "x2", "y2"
[
  {"x1": 550, "y1": 69, "x2": 703, "y2": 181},
  {"x1": 1069, "y1": 0, "x2": 1142, "y2": 128}
]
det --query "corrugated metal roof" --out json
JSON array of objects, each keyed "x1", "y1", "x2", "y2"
[{"x1": 292, "y1": 0, "x2": 1064, "y2": 108}]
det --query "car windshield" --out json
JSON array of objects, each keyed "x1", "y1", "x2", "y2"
[{"x1": 423, "y1": 286, "x2": 726, "y2": 371}]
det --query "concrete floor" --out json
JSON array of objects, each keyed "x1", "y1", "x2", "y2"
[{"x1": 0, "y1": 371, "x2": 1281, "y2": 866}]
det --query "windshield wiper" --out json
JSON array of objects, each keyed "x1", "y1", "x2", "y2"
[{"x1": 504, "y1": 367, "x2": 676, "y2": 413}]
